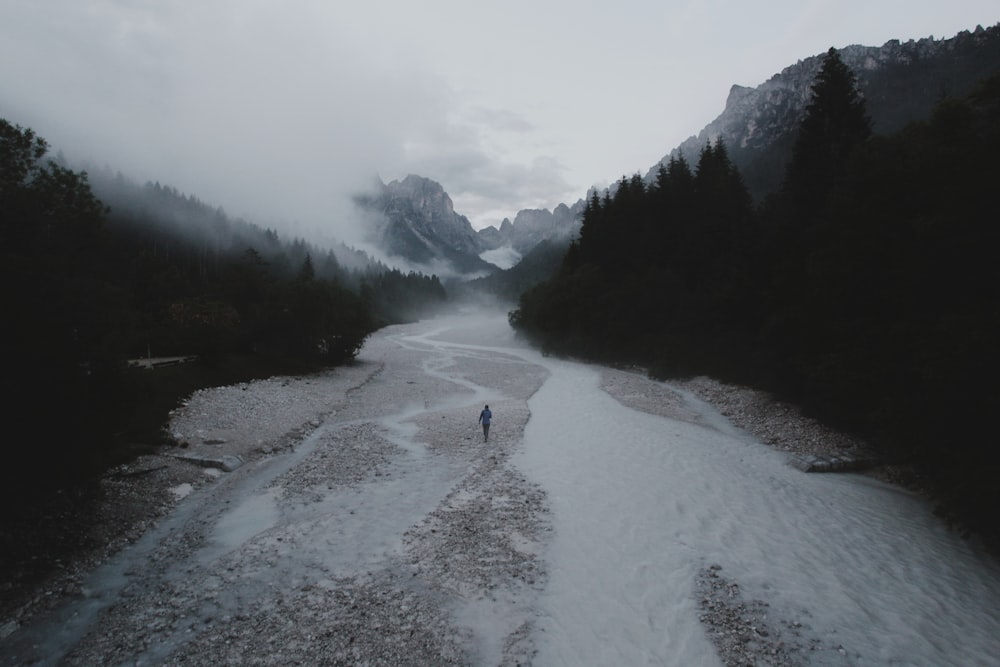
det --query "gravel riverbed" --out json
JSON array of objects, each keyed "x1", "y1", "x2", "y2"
[{"x1": 1, "y1": 332, "x2": 920, "y2": 666}]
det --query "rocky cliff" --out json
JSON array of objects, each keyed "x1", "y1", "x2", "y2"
[
  {"x1": 354, "y1": 174, "x2": 494, "y2": 275},
  {"x1": 476, "y1": 201, "x2": 584, "y2": 255},
  {"x1": 647, "y1": 23, "x2": 1000, "y2": 200},
  {"x1": 355, "y1": 174, "x2": 584, "y2": 276}
]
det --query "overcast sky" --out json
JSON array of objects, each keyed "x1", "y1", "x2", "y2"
[{"x1": 1, "y1": 1, "x2": 996, "y2": 242}]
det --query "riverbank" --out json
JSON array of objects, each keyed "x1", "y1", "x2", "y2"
[
  {"x1": 0, "y1": 363, "x2": 953, "y2": 664},
  {"x1": 596, "y1": 370, "x2": 943, "y2": 665}
]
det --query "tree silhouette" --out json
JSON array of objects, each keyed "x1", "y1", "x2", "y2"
[{"x1": 783, "y1": 47, "x2": 872, "y2": 216}]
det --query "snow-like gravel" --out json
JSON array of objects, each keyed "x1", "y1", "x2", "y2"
[{"x1": 2, "y1": 310, "x2": 998, "y2": 666}]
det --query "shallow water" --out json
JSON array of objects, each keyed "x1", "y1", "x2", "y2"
[
  {"x1": 502, "y1": 322, "x2": 1000, "y2": 666},
  {"x1": 5, "y1": 311, "x2": 999, "y2": 666}
]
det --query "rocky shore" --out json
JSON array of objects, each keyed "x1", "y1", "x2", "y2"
[
  {"x1": 671, "y1": 375, "x2": 926, "y2": 491},
  {"x1": 2, "y1": 363, "x2": 920, "y2": 666},
  {"x1": 593, "y1": 369, "x2": 915, "y2": 665}
]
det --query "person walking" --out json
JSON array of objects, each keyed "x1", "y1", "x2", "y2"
[{"x1": 478, "y1": 404, "x2": 492, "y2": 442}]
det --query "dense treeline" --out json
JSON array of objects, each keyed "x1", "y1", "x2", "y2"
[
  {"x1": 90, "y1": 171, "x2": 449, "y2": 332},
  {"x1": 0, "y1": 119, "x2": 447, "y2": 496},
  {"x1": 727, "y1": 25, "x2": 1000, "y2": 202},
  {"x1": 511, "y1": 50, "x2": 1000, "y2": 544}
]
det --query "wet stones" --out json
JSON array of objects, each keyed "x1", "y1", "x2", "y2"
[
  {"x1": 166, "y1": 576, "x2": 468, "y2": 666},
  {"x1": 669, "y1": 376, "x2": 883, "y2": 470},
  {"x1": 696, "y1": 565, "x2": 814, "y2": 666},
  {"x1": 788, "y1": 453, "x2": 881, "y2": 473},
  {"x1": 273, "y1": 422, "x2": 398, "y2": 501},
  {"x1": 405, "y1": 466, "x2": 548, "y2": 595}
]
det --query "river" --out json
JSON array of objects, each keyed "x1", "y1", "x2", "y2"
[{"x1": 3, "y1": 311, "x2": 998, "y2": 666}]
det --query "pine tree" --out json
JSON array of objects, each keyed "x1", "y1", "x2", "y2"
[
  {"x1": 297, "y1": 252, "x2": 316, "y2": 282},
  {"x1": 783, "y1": 47, "x2": 872, "y2": 215}
]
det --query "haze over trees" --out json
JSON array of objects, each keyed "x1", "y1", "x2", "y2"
[
  {"x1": 0, "y1": 119, "x2": 447, "y2": 497},
  {"x1": 511, "y1": 50, "x2": 1000, "y2": 545}
]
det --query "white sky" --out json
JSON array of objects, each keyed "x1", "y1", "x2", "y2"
[{"x1": 1, "y1": 1, "x2": 996, "y2": 240}]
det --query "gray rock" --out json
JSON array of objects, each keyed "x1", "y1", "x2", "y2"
[
  {"x1": 789, "y1": 453, "x2": 880, "y2": 473},
  {"x1": 168, "y1": 453, "x2": 244, "y2": 472}
]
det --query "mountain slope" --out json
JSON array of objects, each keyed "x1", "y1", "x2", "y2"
[
  {"x1": 354, "y1": 174, "x2": 495, "y2": 275},
  {"x1": 354, "y1": 175, "x2": 584, "y2": 277},
  {"x1": 460, "y1": 237, "x2": 574, "y2": 304},
  {"x1": 646, "y1": 23, "x2": 1000, "y2": 200},
  {"x1": 476, "y1": 201, "x2": 584, "y2": 255}
]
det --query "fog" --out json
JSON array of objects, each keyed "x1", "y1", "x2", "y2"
[
  {"x1": 0, "y1": 6, "x2": 446, "y2": 248},
  {"x1": 0, "y1": 2, "x2": 582, "y2": 247},
  {"x1": 2, "y1": 1, "x2": 996, "y2": 249}
]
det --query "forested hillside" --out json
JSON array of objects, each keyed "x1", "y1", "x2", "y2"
[
  {"x1": 0, "y1": 120, "x2": 447, "y2": 498},
  {"x1": 656, "y1": 24, "x2": 1000, "y2": 203},
  {"x1": 511, "y1": 51, "x2": 1000, "y2": 544}
]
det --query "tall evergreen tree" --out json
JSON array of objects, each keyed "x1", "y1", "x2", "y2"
[
  {"x1": 298, "y1": 252, "x2": 316, "y2": 282},
  {"x1": 783, "y1": 47, "x2": 872, "y2": 215}
]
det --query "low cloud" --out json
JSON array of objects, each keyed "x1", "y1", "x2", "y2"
[
  {"x1": 0, "y1": 1, "x2": 570, "y2": 249},
  {"x1": 392, "y1": 107, "x2": 577, "y2": 229}
]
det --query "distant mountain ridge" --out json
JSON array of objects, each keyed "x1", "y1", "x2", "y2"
[
  {"x1": 353, "y1": 175, "x2": 493, "y2": 275},
  {"x1": 354, "y1": 174, "x2": 584, "y2": 277},
  {"x1": 477, "y1": 202, "x2": 583, "y2": 255},
  {"x1": 647, "y1": 23, "x2": 1000, "y2": 200}
]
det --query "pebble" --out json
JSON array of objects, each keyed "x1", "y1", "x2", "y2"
[{"x1": 5, "y1": 362, "x2": 893, "y2": 666}]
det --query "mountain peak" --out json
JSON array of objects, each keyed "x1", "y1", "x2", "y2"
[
  {"x1": 355, "y1": 174, "x2": 491, "y2": 275},
  {"x1": 355, "y1": 173, "x2": 585, "y2": 276},
  {"x1": 477, "y1": 200, "x2": 584, "y2": 255},
  {"x1": 646, "y1": 23, "x2": 1000, "y2": 201}
]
